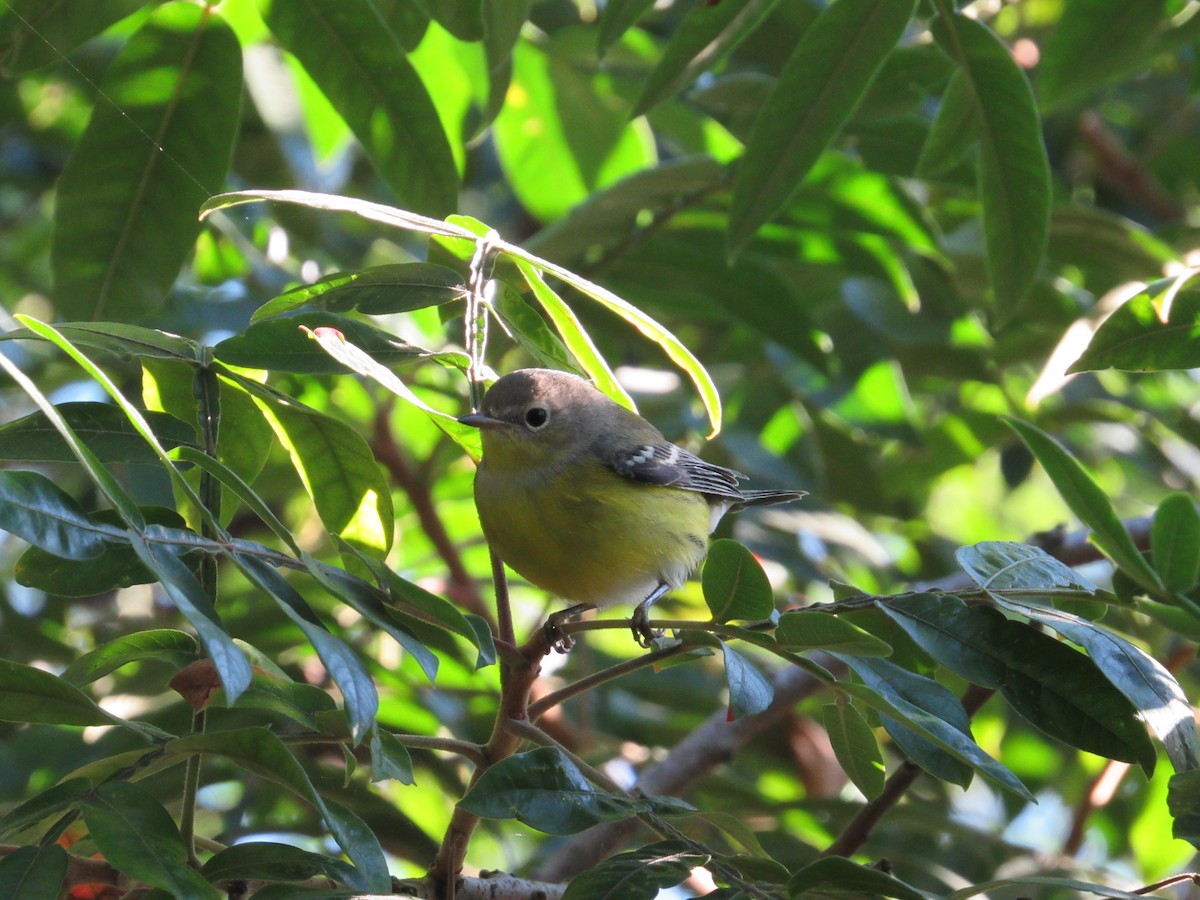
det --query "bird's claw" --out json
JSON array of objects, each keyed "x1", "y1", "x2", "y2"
[{"x1": 630, "y1": 601, "x2": 663, "y2": 648}]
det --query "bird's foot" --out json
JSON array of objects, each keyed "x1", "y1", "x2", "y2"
[
  {"x1": 630, "y1": 599, "x2": 664, "y2": 648},
  {"x1": 543, "y1": 603, "x2": 593, "y2": 653}
]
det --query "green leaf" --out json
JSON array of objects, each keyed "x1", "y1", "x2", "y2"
[
  {"x1": 62, "y1": 629, "x2": 198, "y2": 687},
  {"x1": 1039, "y1": 0, "x2": 1169, "y2": 110},
  {"x1": 80, "y1": 781, "x2": 220, "y2": 899},
  {"x1": 703, "y1": 539, "x2": 774, "y2": 623},
  {"x1": 170, "y1": 727, "x2": 387, "y2": 891},
  {"x1": 0, "y1": 843, "x2": 68, "y2": 900},
  {"x1": 199, "y1": 842, "x2": 359, "y2": 887},
  {"x1": 950, "y1": 876, "x2": 1154, "y2": 900},
  {"x1": 596, "y1": 0, "x2": 655, "y2": 56},
  {"x1": 881, "y1": 594, "x2": 1156, "y2": 771},
  {"x1": 728, "y1": 0, "x2": 915, "y2": 250},
  {"x1": 215, "y1": 313, "x2": 424, "y2": 375},
  {"x1": 459, "y1": 746, "x2": 670, "y2": 834},
  {"x1": 561, "y1": 841, "x2": 706, "y2": 900},
  {"x1": 480, "y1": 0, "x2": 530, "y2": 126},
  {"x1": 370, "y1": 728, "x2": 415, "y2": 785},
  {"x1": 129, "y1": 528, "x2": 252, "y2": 704},
  {"x1": 1069, "y1": 282, "x2": 1200, "y2": 373},
  {"x1": 16, "y1": 506, "x2": 193, "y2": 598},
  {"x1": 955, "y1": 541, "x2": 1101, "y2": 594},
  {"x1": 1169, "y1": 769, "x2": 1200, "y2": 846},
  {"x1": 1153, "y1": 493, "x2": 1200, "y2": 594},
  {"x1": 822, "y1": 701, "x2": 886, "y2": 800},
  {"x1": 493, "y1": 34, "x2": 656, "y2": 222},
  {"x1": 0, "y1": 0, "x2": 146, "y2": 74},
  {"x1": 252, "y1": 392, "x2": 394, "y2": 559},
  {"x1": 839, "y1": 657, "x2": 1032, "y2": 799},
  {"x1": 378, "y1": 566, "x2": 486, "y2": 655},
  {"x1": 258, "y1": 0, "x2": 457, "y2": 216},
  {"x1": 0, "y1": 778, "x2": 91, "y2": 842},
  {"x1": 931, "y1": 13, "x2": 1050, "y2": 316},
  {"x1": 915, "y1": 69, "x2": 976, "y2": 177},
  {"x1": 991, "y1": 598, "x2": 1199, "y2": 773},
  {"x1": 788, "y1": 856, "x2": 932, "y2": 899},
  {"x1": 0, "y1": 470, "x2": 110, "y2": 560},
  {"x1": 1004, "y1": 419, "x2": 1163, "y2": 593},
  {"x1": 721, "y1": 642, "x2": 773, "y2": 718},
  {"x1": 0, "y1": 403, "x2": 196, "y2": 464},
  {"x1": 490, "y1": 283, "x2": 581, "y2": 374},
  {"x1": 250, "y1": 263, "x2": 465, "y2": 322},
  {"x1": 775, "y1": 610, "x2": 892, "y2": 657},
  {"x1": 0, "y1": 659, "x2": 118, "y2": 728},
  {"x1": 0, "y1": 322, "x2": 203, "y2": 362},
  {"x1": 233, "y1": 554, "x2": 377, "y2": 744},
  {"x1": 632, "y1": 0, "x2": 782, "y2": 117},
  {"x1": 51, "y1": 2, "x2": 242, "y2": 321}
]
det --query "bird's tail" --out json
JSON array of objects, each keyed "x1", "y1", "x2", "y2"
[{"x1": 735, "y1": 489, "x2": 807, "y2": 509}]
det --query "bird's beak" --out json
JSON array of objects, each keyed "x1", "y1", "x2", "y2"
[{"x1": 457, "y1": 411, "x2": 506, "y2": 430}]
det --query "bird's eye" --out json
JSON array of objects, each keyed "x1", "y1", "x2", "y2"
[{"x1": 524, "y1": 406, "x2": 550, "y2": 429}]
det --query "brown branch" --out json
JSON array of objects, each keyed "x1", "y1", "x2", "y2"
[
  {"x1": 532, "y1": 660, "x2": 838, "y2": 882},
  {"x1": 371, "y1": 404, "x2": 494, "y2": 627}
]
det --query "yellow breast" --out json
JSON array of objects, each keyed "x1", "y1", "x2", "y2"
[{"x1": 472, "y1": 455, "x2": 712, "y2": 609}]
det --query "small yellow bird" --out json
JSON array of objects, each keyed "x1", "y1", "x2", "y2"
[{"x1": 458, "y1": 368, "x2": 805, "y2": 647}]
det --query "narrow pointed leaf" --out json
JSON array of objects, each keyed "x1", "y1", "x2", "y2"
[
  {"x1": 0, "y1": 470, "x2": 109, "y2": 560},
  {"x1": 915, "y1": 69, "x2": 977, "y2": 177},
  {"x1": 775, "y1": 610, "x2": 891, "y2": 656},
  {"x1": 51, "y1": 3, "x2": 242, "y2": 321},
  {"x1": 0, "y1": 658, "x2": 116, "y2": 727},
  {"x1": 250, "y1": 263, "x2": 465, "y2": 322},
  {"x1": 62, "y1": 629, "x2": 198, "y2": 687},
  {"x1": 0, "y1": 403, "x2": 196, "y2": 464},
  {"x1": 1005, "y1": 418, "x2": 1163, "y2": 593},
  {"x1": 931, "y1": 13, "x2": 1049, "y2": 315},
  {"x1": 1069, "y1": 284, "x2": 1200, "y2": 373},
  {"x1": 80, "y1": 782, "x2": 220, "y2": 899},
  {"x1": 1153, "y1": 493, "x2": 1200, "y2": 593},
  {"x1": 788, "y1": 857, "x2": 931, "y2": 899},
  {"x1": 0, "y1": 778, "x2": 92, "y2": 842},
  {"x1": 561, "y1": 841, "x2": 705, "y2": 900},
  {"x1": 729, "y1": 0, "x2": 915, "y2": 249},
  {"x1": 258, "y1": 0, "x2": 457, "y2": 215},
  {"x1": 0, "y1": 843, "x2": 68, "y2": 899},
  {"x1": 215, "y1": 314, "x2": 424, "y2": 375}
]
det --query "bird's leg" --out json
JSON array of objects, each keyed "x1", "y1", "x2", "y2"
[
  {"x1": 544, "y1": 603, "x2": 594, "y2": 653},
  {"x1": 631, "y1": 583, "x2": 671, "y2": 648}
]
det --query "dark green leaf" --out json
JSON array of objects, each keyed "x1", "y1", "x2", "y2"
[
  {"x1": 1047, "y1": 206, "x2": 1177, "y2": 283},
  {"x1": 882, "y1": 594, "x2": 1155, "y2": 771},
  {"x1": 838, "y1": 657, "x2": 1032, "y2": 799},
  {"x1": 561, "y1": 841, "x2": 706, "y2": 900},
  {"x1": 370, "y1": 728, "x2": 415, "y2": 785},
  {"x1": 459, "y1": 746, "x2": 659, "y2": 834},
  {"x1": 0, "y1": 843, "x2": 68, "y2": 900},
  {"x1": 1004, "y1": 419, "x2": 1163, "y2": 593},
  {"x1": 1069, "y1": 284, "x2": 1200, "y2": 373},
  {"x1": 955, "y1": 541, "x2": 1099, "y2": 593},
  {"x1": 80, "y1": 781, "x2": 220, "y2": 899},
  {"x1": 932, "y1": 13, "x2": 1049, "y2": 316},
  {"x1": 703, "y1": 539, "x2": 774, "y2": 622},
  {"x1": 775, "y1": 610, "x2": 891, "y2": 657},
  {"x1": 822, "y1": 701, "x2": 885, "y2": 800},
  {"x1": 1169, "y1": 769, "x2": 1200, "y2": 846},
  {"x1": 250, "y1": 264, "x2": 465, "y2": 322},
  {"x1": 481, "y1": 0, "x2": 530, "y2": 126},
  {"x1": 1039, "y1": 0, "x2": 1169, "y2": 110},
  {"x1": 632, "y1": 0, "x2": 782, "y2": 117},
  {"x1": 991, "y1": 598, "x2": 1199, "y2": 773},
  {"x1": 130, "y1": 528, "x2": 252, "y2": 704},
  {"x1": 170, "y1": 727, "x2": 387, "y2": 890},
  {"x1": 0, "y1": 0, "x2": 145, "y2": 74},
  {"x1": 596, "y1": 0, "x2": 655, "y2": 56},
  {"x1": 788, "y1": 856, "x2": 931, "y2": 899},
  {"x1": 0, "y1": 403, "x2": 196, "y2": 464},
  {"x1": 915, "y1": 69, "x2": 976, "y2": 177},
  {"x1": 491, "y1": 284, "x2": 579, "y2": 374},
  {"x1": 721, "y1": 642, "x2": 773, "y2": 718},
  {"x1": 0, "y1": 470, "x2": 110, "y2": 560},
  {"x1": 215, "y1": 313, "x2": 424, "y2": 375},
  {"x1": 62, "y1": 629, "x2": 198, "y2": 687},
  {"x1": 51, "y1": 3, "x2": 242, "y2": 321},
  {"x1": 259, "y1": 0, "x2": 457, "y2": 216},
  {"x1": 729, "y1": 0, "x2": 915, "y2": 249},
  {"x1": 0, "y1": 778, "x2": 91, "y2": 842},
  {"x1": 16, "y1": 507, "x2": 193, "y2": 597},
  {"x1": 1153, "y1": 493, "x2": 1200, "y2": 593},
  {"x1": 199, "y1": 842, "x2": 359, "y2": 887}
]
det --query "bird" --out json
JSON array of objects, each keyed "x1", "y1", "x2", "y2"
[{"x1": 458, "y1": 368, "x2": 805, "y2": 649}]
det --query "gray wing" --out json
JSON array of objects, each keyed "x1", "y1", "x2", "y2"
[{"x1": 602, "y1": 439, "x2": 746, "y2": 502}]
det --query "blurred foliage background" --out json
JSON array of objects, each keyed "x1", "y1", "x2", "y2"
[{"x1": 2, "y1": 0, "x2": 1200, "y2": 897}]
